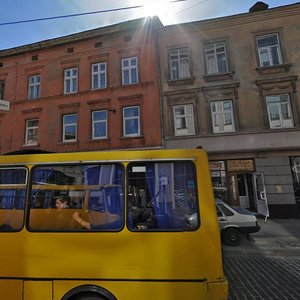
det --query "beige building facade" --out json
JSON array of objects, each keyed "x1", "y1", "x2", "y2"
[{"x1": 157, "y1": 3, "x2": 300, "y2": 217}]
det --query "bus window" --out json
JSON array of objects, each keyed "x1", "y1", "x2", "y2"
[
  {"x1": 29, "y1": 164, "x2": 124, "y2": 231},
  {"x1": 127, "y1": 161, "x2": 199, "y2": 231},
  {"x1": 0, "y1": 168, "x2": 27, "y2": 231}
]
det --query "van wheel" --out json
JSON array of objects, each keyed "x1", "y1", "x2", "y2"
[{"x1": 222, "y1": 228, "x2": 241, "y2": 246}]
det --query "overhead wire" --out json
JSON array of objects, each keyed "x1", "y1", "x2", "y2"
[{"x1": 0, "y1": 0, "x2": 189, "y2": 26}]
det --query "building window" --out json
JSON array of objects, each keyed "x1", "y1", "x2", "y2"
[
  {"x1": 123, "y1": 106, "x2": 140, "y2": 137},
  {"x1": 63, "y1": 114, "x2": 77, "y2": 142},
  {"x1": 28, "y1": 75, "x2": 41, "y2": 99},
  {"x1": 173, "y1": 104, "x2": 195, "y2": 136},
  {"x1": 256, "y1": 33, "x2": 282, "y2": 67},
  {"x1": 25, "y1": 119, "x2": 39, "y2": 145},
  {"x1": 92, "y1": 110, "x2": 107, "y2": 139},
  {"x1": 64, "y1": 67, "x2": 78, "y2": 94},
  {"x1": 169, "y1": 48, "x2": 191, "y2": 80},
  {"x1": 266, "y1": 94, "x2": 293, "y2": 129},
  {"x1": 0, "y1": 81, "x2": 4, "y2": 99},
  {"x1": 205, "y1": 42, "x2": 228, "y2": 74},
  {"x1": 91, "y1": 62, "x2": 107, "y2": 90},
  {"x1": 211, "y1": 100, "x2": 235, "y2": 133},
  {"x1": 122, "y1": 57, "x2": 138, "y2": 85}
]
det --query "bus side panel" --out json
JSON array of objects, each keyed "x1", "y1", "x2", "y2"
[
  {"x1": 0, "y1": 280, "x2": 22, "y2": 300},
  {"x1": 24, "y1": 281, "x2": 52, "y2": 300},
  {"x1": 55, "y1": 280, "x2": 211, "y2": 300}
]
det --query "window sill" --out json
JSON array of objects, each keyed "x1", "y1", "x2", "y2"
[
  {"x1": 269, "y1": 126, "x2": 294, "y2": 130},
  {"x1": 203, "y1": 72, "x2": 234, "y2": 82},
  {"x1": 256, "y1": 63, "x2": 292, "y2": 74},
  {"x1": 167, "y1": 77, "x2": 195, "y2": 86},
  {"x1": 87, "y1": 138, "x2": 110, "y2": 143},
  {"x1": 120, "y1": 135, "x2": 144, "y2": 139},
  {"x1": 22, "y1": 143, "x2": 39, "y2": 147},
  {"x1": 58, "y1": 141, "x2": 78, "y2": 145}
]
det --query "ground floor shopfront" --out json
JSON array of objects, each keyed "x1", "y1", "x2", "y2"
[
  {"x1": 209, "y1": 152, "x2": 300, "y2": 218},
  {"x1": 165, "y1": 130, "x2": 300, "y2": 218}
]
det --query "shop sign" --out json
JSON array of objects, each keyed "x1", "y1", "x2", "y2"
[
  {"x1": 227, "y1": 160, "x2": 254, "y2": 172},
  {"x1": 209, "y1": 161, "x2": 225, "y2": 171}
]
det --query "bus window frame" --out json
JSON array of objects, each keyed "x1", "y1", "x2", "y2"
[
  {"x1": 26, "y1": 162, "x2": 125, "y2": 233},
  {"x1": 126, "y1": 159, "x2": 200, "y2": 232},
  {"x1": 0, "y1": 166, "x2": 28, "y2": 232}
]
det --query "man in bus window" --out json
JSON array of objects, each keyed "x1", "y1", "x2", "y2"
[{"x1": 55, "y1": 196, "x2": 70, "y2": 209}]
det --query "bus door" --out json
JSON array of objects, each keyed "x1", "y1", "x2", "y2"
[{"x1": 253, "y1": 173, "x2": 269, "y2": 221}]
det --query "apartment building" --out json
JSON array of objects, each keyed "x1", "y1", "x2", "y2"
[
  {"x1": 0, "y1": 17, "x2": 163, "y2": 154},
  {"x1": 157, "y1": 2, "x2": 300, "y2": 217}
]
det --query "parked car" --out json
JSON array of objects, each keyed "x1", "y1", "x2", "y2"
[
  {"x1": 185, "y1": 199, "x2": 260, "y2": 246},
  {"x1": 216, "y1": 199, "x2": 260, "y2": 246}
]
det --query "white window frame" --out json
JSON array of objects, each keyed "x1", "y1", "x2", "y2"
[
  {"x1": 25, "y1": 119, "x2": 39, "y2": 145},
  {"x1": 169, "y1": 48, "x2": 191, "y2": 80},
  {"x1": 64, "y1": 67, "x2": 78, "y2": 94},
  {"x1": 91, "y1": 62, "x2": 107, "y2": 90},
  {"x1": 211, "y1": 100, "x2": 235, "y2": 133},
  {"x1": 28, "y1": 75, "x2": 41, "y2": 99},
  {"x1": 92, "y1": 110, "x2": 108, "y2": 139},
  {"x1": 266, "y1": 94, "x2": 293, "y2": 129},
  {"x1": 256, "y1": 33, "x2": 283, "y2": 67},
  {"x1": 173, "y1": 104, "x2": 195, "y2": 136},
  {"x1": 63, "y1": 114, "x2": 77, "y2": 142},
  {"x1": 205, "y1": 42, "x2": 228, "y2": 74},
  {"x1": 123, "y1": 106, "x2": 140, "y2": 137},
  {"x1": 122, "y1": 57, "x2": 138, "y2": 85}
]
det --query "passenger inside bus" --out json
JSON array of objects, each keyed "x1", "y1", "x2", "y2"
[
  {"x1": 55, "y1": 196, "x2": 71, "y2": 209},
  {"x1": 72, "y1": 211, "x2": 91, "y2": 229}
]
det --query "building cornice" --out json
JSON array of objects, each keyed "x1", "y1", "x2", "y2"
[
  {"x1": 163, "y1": 3, "x2": 300, "y2": 33},
  {"x1": 0, "y1": 16, "x2": 163, "y2": 58}
]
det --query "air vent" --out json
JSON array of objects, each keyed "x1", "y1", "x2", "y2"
[{"x1": 67, "y1": 47, "x2": 74, "y2": 53}]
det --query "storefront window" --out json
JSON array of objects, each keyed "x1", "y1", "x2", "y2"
[{"x1": 209, "y1": 161, "x2": 228, "y2": 201}]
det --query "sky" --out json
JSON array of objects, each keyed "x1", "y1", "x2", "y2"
[{"x1": 0, "y1": 0, "x2": 298, "y2": 50}]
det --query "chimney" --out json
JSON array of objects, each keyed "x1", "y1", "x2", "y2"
[{"x1": 249, "y1": 2, "x2": 269, "y2": 13}]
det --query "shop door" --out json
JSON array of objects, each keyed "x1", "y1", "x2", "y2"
[
  {"x1": 237, "y1": 174, "x2": 249, "y2": 208},
  {"x1": 253, "y1": 173, "x2": 269, "y2": 221}
]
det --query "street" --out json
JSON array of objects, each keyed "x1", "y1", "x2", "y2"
[
  {"x1": 223, "y1": 218, "x2": 300, "y2": 299},
  {"x1": 224, "y1": 255, "x2": 300, "y2": 300}
]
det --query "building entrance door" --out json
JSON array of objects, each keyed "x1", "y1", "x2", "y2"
[
  {"x1": 253, "y1": 173, "x2": 269, "y2": 221},
  {"x1": 236, "y1": 173, "x2": 256, "y2": 210}
]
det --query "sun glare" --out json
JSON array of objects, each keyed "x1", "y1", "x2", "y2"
[{"x1": 142, "y1": 0, "x2": 169, "y2": 17}]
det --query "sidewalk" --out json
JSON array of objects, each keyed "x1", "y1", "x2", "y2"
[{"x1": 222, "y1": 217, "x2": 300, "y2": 256}]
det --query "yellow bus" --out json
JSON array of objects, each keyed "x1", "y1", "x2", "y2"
[{"x1": 0, "y1": 149, "x2": 228, "y2": 300}]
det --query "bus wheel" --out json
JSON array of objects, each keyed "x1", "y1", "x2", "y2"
[
  {"x1": 62, "y1": 285, "x2": 117, "y2": 300},
  {"x1": 71, "y1": 293, "x2": 107, "y2": 300},
  {"x1": 222, "y1": 228, "x2": 241, "y2": 246}
]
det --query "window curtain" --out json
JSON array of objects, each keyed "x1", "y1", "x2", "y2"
[
  {"x1": 0, "y1": 169, "x2": 27, "y2": 209},
  {"x1": 32, "y1": 169, "x2": 53, "y2": 184},
  {"x1": 146, "y1": 163, "x2": 173, "y2": 228},
  {"x1": 85, "y1": 164, "x2": 123, "y2": 214}
]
